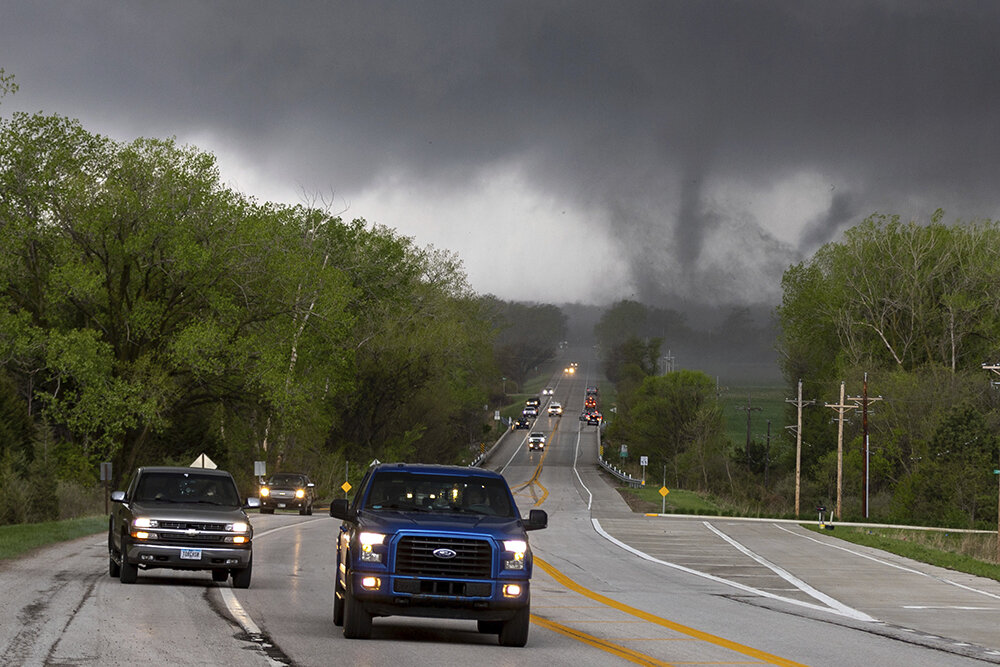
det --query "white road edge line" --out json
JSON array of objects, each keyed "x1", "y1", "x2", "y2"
[
  {"x1": 774, "y1": 523, "x2": 1000, "y2": 602},
  {"x1": 219, "y1": 587, "x2": 284, "y2": 666},
  {"x1": 572, "y1": 426, "x2": 593, "y2": 510},
  {"x1": 591, "y1": 518, "x2": 877, "y2": 622},
  {"x1": 218, "y1": 517, "x2": 325, "y2": 666},
  {"x1": 703, "y1": 521, "x2": 873, "y2": 620}
]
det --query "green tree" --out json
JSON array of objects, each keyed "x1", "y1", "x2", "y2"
[
  {"x1": 778, "y1": 213, "x2": 1000, "y2": 378},
  {"x1": 608, "y1": 370, "x2": 721, "y2": 488},
  {"x1": 490, "y1": 300, "x2": 566, "y2": 389},
  {"x1": 890, "y1": 405, "x2": 998, "y2": 527},
  {"x1": 0, "y1": 112, "x2": 356, "y2": 482}
]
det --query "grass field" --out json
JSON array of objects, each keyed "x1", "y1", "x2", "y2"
[
  {"x1": 0, "y1": 516, "x2": 106, "y2": 560},
  {"x1": 717, "y1": 382, "x2": 788, "y2": 450},
  {"x1": 802, "y1": 524, "x2": 1000, "y2": 582}
]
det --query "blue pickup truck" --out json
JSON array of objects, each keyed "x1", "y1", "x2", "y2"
[{"x1": 329, "y1": 463, "x2": 548, "y2": 646}]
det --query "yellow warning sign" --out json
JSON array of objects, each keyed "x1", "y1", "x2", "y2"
[
  {"x1": 341, "y1": 481, "x2": 352, "y2": 493},
  {"x1": 659, "y1": 486, "x2": 669, "y2": 497}
]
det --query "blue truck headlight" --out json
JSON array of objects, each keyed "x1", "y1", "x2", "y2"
[
  {"x1": 359, "y1": 532, "x2": 386, "y2": 563},
  {"x1": 503, "y1": 540, "x2": 527, "y2": 570}
]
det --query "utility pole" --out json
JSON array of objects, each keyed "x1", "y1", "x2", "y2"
[
  {"x1": 980, "y1": 364, "x2": 1000, "y2": 563},
  {"x1": 849, "y1": 373, "x2": 882, "y2": 519},
  {"x1": 662, "y1": 350, "x2": 675, "y2": 374},
  {"x1": 825, "y1": 381, "x2": 856, "y2": 521},
  {"x1": 786, "y1": 379, "x2": 815, "y2": 518},
  {"x1": 763, "y1": 420, "x2": 772, "y2": 488},
  {"x1": 738, "y1": 393, "x2": 762, "y2": 471}
]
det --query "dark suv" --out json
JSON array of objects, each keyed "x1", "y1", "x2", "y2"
[
  {"x1": 330, "y1": 463, "x2": 547, "y2": 646},
  {"x1": 108, "y1": 466, "x2": 260, "y2": 587},
  {"x1": 259, "y1": 472, "x2": 315, "y2": 515}
]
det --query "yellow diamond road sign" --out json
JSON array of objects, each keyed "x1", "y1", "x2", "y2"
[
  {"x1": 659, "y1": 486, "x2": 669, "y2": 497},
  {"x1": 341, "y1": 481, "x2": 352, "y2": 493}
]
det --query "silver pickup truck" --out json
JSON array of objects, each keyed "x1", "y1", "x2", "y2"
[{"x1": 108, "y1": 466, "x2": 260, "y2": 587}]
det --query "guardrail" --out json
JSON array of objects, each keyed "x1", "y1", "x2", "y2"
[
  {"x1": 595, "y1": 425, "x2": 643, "y2": 488},
  {"x1": 469, "y1": 423, "x2": 513, "y2": 467},
  {"x1": 472, "y1": 413, "x2": 643, "y2": 490}
]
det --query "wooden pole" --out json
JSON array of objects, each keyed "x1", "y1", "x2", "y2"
[
  {"x1": 795, "y1": 380, "x2": 803, "y2": 517},
  {"x1": 825, "y1": 381, "x2": 855, "y2": 521}
]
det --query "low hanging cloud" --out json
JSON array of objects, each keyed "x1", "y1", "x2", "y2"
[{"x1": 3, "y1": 1, "x2": 999, "y2": 307}]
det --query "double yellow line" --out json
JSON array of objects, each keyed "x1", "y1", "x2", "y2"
[
  {"x1": 511, "y1": 412, "x2": 802, "y2": 666},
  {"x1": 533, "y1": 557, "x2": 805, "y2": 667},
  {"x1": 510, "y1": 415, "x2": 558, "y2": 506}
]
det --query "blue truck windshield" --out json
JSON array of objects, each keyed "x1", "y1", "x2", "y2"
[{"x1": 364, "y1": 472, "x2": 514, "y2": 517}]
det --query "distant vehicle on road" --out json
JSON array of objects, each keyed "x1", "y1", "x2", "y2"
[
  {"x1": 527, "y1": 432, "x2": 546, "y2": 450},
  {"x1": 522, "y1": 406, "x2": 538, "y2": 418},
  {"x1": 513, "y1": 416, "x2": 531, "y2": 429},
  {"x1": 547, "y1": 402, "x2": 563, "y2": 416},
  {"x1": 525, "y1": 397, "x2": 541, "y2": 408},
  {"x1": 542, "y1": 387, "x2": 554, "y2": 396},
  {"x1": 259, "y1": 472, "x2": 316, "y2": 515}
]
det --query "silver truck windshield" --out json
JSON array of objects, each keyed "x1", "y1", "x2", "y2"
[{"x1": 134, "y1": 472, "x2": 241, "y2": 506}]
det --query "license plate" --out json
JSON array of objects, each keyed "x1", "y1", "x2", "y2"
[
  {"x1": 180, "y1": 548, "x2": 202, "y2": 560},
  {"x1": 277, "y1": 503, "x2": 286, "y2": 508}
]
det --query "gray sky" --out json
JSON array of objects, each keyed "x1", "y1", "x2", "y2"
[{"x1": 3, "y1": 1, "x2": 999, "y2": 307}]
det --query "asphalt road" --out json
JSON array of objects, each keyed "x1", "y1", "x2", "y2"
[{"x1": 3, "y1": 362, "x2": 1000, "y2": 666}]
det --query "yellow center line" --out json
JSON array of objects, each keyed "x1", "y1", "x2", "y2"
[
  {"x1": 530, "y1": 614, "x2": 676, "y2": 667},
  {"x1": 511, "y1": 412, "x2": 560, "y2": 506},
  {"x1": 534, "y1": 557, "x2": 806, "y2": 667}
]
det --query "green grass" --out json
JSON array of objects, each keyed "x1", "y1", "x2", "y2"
[
  {"x1": 803, "y1": 524, "x2": 1000, "y2": 582},
  {"x1": 0, "y1": 515, "x2": 107, "y2": 560},
  {"x1": 718, "y1": 383, "x2": 787, "y2": 449},
  {"x1": 619, "y1": 485, "x2": 726, "y2": 514}
]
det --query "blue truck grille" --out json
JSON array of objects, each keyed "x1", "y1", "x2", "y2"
[{"x1": 394, "y1": 535, "x2": 492, "y2": 578}]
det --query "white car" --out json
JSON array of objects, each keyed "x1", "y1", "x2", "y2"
[
  {"x1": 528, "y1": 432, "x2": 546, "y2": 450},
  {"x1": 547, "y1": 402, "x2": 563, "y2": 416}
]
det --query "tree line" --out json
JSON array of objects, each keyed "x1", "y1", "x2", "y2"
[
  {"x1": 0, "y1": 109, "x2": 565, "y2": 523},
  {"x1": 600, "y1": 212, "x2": 1000, "y2": 528},
  {"x1": 777, "y1": 213, "x2": 1000, "y2": 526}
]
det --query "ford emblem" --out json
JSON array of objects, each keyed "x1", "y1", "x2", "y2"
[{"x1": 432, "y1": 548, "x2": 457, "y2": 559}]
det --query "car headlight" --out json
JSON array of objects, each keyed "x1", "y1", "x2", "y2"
[
  {"x1": 503, "y1": 539, "x2": 528, "y2": 570},
  {"x1": 133, "y1": 517, "x2": 159, "y2": 529},
  {"x1": 359, "y1": 532, "x2": 386, "y2": 563},
  {"x1": 259, "y1": 487, "x2": 270, "y2": 497},
  {"x1": 295, "y1": 489, "x2": 305, "y2": 499},
  {"x1": 226, "y1": 522, "x2": 250, "y2": 533}
]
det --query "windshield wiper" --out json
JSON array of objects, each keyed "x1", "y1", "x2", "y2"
[{"x1": 372, "y1": 503, "x2": 429, "y2": 512}]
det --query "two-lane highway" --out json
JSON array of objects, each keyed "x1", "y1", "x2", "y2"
[{"x1": 3, "y1": 360, "x2": 1000, "y2": 665}]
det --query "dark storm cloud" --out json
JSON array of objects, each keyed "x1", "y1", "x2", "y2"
[{"x1": 3, "y1": 1, "x2": 1000, "y2": 305}]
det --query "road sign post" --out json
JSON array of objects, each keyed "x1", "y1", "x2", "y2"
[
  {"x1": 995, "y1": 467, "x2": 1000, "y2": 564},
  {"x1": 640, "y1": 455, "x2": 648, "y2": 486},
  {"x1": 100, "y1": 462, "x2": 112, "y2": 514}
]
